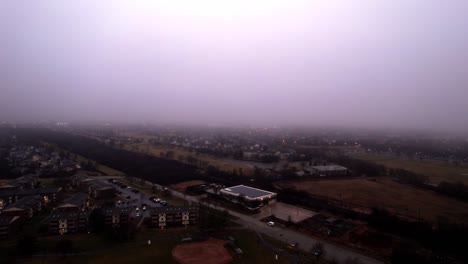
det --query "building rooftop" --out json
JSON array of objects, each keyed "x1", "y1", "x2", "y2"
[
  {"x1": 18, "y1": 187, "x2": 63, "y2": 196},
  {"x1": 309, "y1": 165, "x2": 348, "y2": 171},
  {"x1": 102, "y1": 207, "x2": 132, "y2": 216},
  {"x1": 0, "y1": 215, "x2": 21, "y2": 225},
  {"x1": 49, "y1": 211, "x2": 90, "y2": 220},
  {"x1": 9, "y1": 174, "x2": 38, "y2": 187},
  {"x1": 221, "y1": 185, "x2": 275, "y2": 199},
  {"x1": 60, "y1": 193, "x2": 88, "y2": 207},
  {"x1": 0, "y1": 187, "x2": 62, "y2": 198},
  {"x1": 89, "y1": 181, "x2": 114, "y2": 191},
  {"x1": 149, "y1": 206, "x2": 199, "y2": 215},
  {"x1": 3, "y1": 195, "x2": 41, "y2": 210}
]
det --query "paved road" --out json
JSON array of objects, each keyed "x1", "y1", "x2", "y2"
[{"x1": 169, "y1": 189, "x2": 383, "y2": 264}]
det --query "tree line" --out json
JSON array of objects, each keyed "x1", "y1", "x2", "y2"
[{"x1": 14, "y1": 128, "x2": 199, "y2": 185}]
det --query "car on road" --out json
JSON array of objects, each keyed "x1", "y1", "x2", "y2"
[
  {"x1": 267, "y1": 221, "x2": 275, "y2": 227},
  {"x1": 288, "y1": 242, "x2": 298, "y2": 248}
]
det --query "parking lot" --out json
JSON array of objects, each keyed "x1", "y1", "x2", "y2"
[{"x1": 95, "y1": 178, "x2": 171, "y2": 218}]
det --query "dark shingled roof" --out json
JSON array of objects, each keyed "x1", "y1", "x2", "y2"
[
  {"x1": 149, "y1": 206, "x2": 198, "y2": 215},
  {"x1": 3, "y1": 195, "x2": 41, "y2": 210},
  {"x1": 61, "y1": 193, "x2": 88, "y2": 206},
  {"x1": 48, "y1": 211, "x2": 90, "y2": 220},
  {"x1": 0, "y1": 215, "x2": 21, "y2": 225}
]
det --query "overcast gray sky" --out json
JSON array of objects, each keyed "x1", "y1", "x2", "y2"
[{"x1": 1, "y1": 0, "x2": 467, "y2": 132}]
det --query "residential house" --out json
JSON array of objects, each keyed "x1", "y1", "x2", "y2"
[
  {"x1": 0, "y1": 195, "x2": 42, "y2": 220},
  {"x1": 88, "y1": 181, "x2": 115, "y2": 200},
  {"x1": 103, "y1": 207, "x2": 133, "y2": 228},
  {"x1": 149, "y1": 206, "x2": 198, "y2": 229},
  {"x1": 48, "y1": 211, "x2": 91, "y2": 235},
  {"x1": 55, "y1": 193, "x2": 89, "y2": 212},
  {"x1": 0, "y1": 187, "x2": 62, "y2": 210}
]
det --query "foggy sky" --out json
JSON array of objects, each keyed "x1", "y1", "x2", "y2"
[{"x1": 1, "y1": 1, "x2": 468, "y2": 132}]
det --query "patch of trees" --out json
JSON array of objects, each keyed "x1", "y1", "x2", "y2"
[
  {"x1": 15, "y1": 128, "x2": 198, "y2": 185},
  {"x1": 198, "y1": 204, "x2": 229, "y2": 230},
  {"x1": 55, "y1": 238, "x2": 74, "y2": 257},
  {"x1": 80, "y1": 160, "x2": 97, "y2": 171},
  {"x1": 259, "y1": 154, "x2": 280, "y2": 163},
  {"x1": 389, "y1": 168, "x2": 468, "y2": 202},
  {"x1": 0, "y1": 155, "x2": 10, "y2": 178},
  {"x1": 361, "y1": 138, "x2": 468, "y2": 162},
  {"x1": 89, "y1": 208, "x2": 136, "y2": 242},
  {"x1": 16, "y1": 233, "x2": 38, "y2": 256},
  {"x1": 389, "y1": 168, "x2": 429, "y2": 186},
  {"x1": 369, "y1": 208, "x2": 468, "y2": 263},
  {"x1": 437, "y1": 181, "x2": 468, "y2": 201},
  {"x1": 332, "y1": 156, "x2": 387, "y2": 176}
]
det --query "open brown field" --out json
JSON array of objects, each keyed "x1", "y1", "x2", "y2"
[
  {"x1": 122, "y1": 142, "x2": 254, "y2": 176},
  {"x1": 169, "y1": 180, "x2": 207, "y2": 192},
  {"x1": 276, "y1": 177, "x2": 468, "y2": 223},
  {"x1": 355, "y1": 155, "x2": 468, "y2": 185}
]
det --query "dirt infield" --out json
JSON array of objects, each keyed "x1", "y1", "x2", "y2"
[{"x1": 172, "y1": 238, "x2": 233, "y2": 264}]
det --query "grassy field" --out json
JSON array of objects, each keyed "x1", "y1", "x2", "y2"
[
  {"x1": 355, "y1": 155, "x2": 468, "y2": 185},
  {"x1": 5, "y1": 229, "x2": 293, "y2": 264},
  {"x1": 276, "y1": 177, "x2": 468, "y2": 223},
  {"x1": 168, "y1": 180, "x2": 207, "y2": 193},
  {"x1": 229, "y1": 230, "x2": 290, "y2": 264},
  {"x1": 122, "y1": 142, "x2": 254, "y2": 176}
]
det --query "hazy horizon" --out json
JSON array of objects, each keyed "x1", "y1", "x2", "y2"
[{"x1": 1, "y1": 1, "x2": 468, "y2": 133}]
